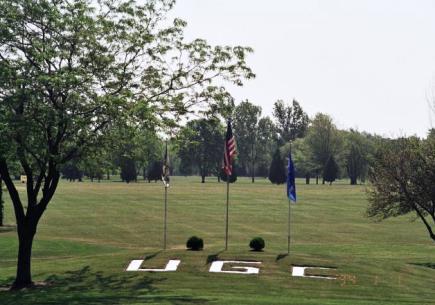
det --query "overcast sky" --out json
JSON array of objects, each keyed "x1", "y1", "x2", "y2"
[{"x1": 170, "y1": 0, "x2": 435, "y2": 137}]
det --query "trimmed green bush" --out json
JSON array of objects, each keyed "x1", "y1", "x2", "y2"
[
  {"x1": 249, "y1": 237, "x2": 265, "y2": 251},
  {"x1": 186, "y1": 236, "x2": 204, "y2": 251}
]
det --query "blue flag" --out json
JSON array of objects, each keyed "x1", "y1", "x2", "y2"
[{"x1": 287, "y1": 152, "x2": 296, "y2": 202}]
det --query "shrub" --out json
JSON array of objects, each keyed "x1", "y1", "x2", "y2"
[
  {"x1": 186, "y1": 236, "x2": 204, "y2": 251},
  {"x1": 249, "y1": 237, "x2": 265, "y2": 251}
]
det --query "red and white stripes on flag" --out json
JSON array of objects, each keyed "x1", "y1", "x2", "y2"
[{"x1": 223, "y1": 120, "x2": 236, "y2": 176}]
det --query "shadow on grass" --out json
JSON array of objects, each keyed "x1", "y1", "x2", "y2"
[
  {"x1": 0, "y1": 266, "x2": 210, "y2": 305},
  {"x1": 144, "y1": 250, "x2": 163, "y2": 261},
  {"x1": 206, "y1": 251, "x2": 224, "y2": 264},
  {"x1": 411, "y1": 262, "x2": 435, "y2": 270},
  {"x1": 275, "y1": 253, "x2": 288, "y2": 261}
]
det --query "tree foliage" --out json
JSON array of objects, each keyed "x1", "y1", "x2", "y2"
[
  {"x1": 147, "y1": 160, "x2": 162, "y2": 182},
  {"x1": 305, "y1": 113, "x2": 342, "y2": 181},
  {"x1": 281, "y1": 138, "x2": 316, "y2": 184},
  {"x1": 176, "y1": 118, "x2": 224, "y2": 183},
  {"x1": 255, "y1": 117, "x2": 276, "y2": 177},
  {"x1": 233, "y1": 100, "x2": 261, "y2": 181},
  {"x1": 323, "y1": 155, "x2": 339, "y2": 185},
  {"x1": 120, "y1": 154, "x2": 137, "y2": 183},
  {"x1": 268, "y1": 148, "x2": 286, "y2": 184},
  {"x1": 273, "y1": 99, "x2": 309, "y2": 142},
  {"x1": 0, "y1": 0, "x2": 254, "y2": 289},
  {"x1": 344, "y1": 130, "x2": 370, "y2": 185},
  {"x1": 367, "y1": 137, "x2": 435, "y2": 242},
  {"x1": 61, "y1": 162, "x2": 83, "y2": 182}
]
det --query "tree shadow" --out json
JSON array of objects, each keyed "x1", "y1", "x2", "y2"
[
  {"x1": 411, "y1": 262, "x2": 435, "y2": 270},
  {"x1": 0, "y1": 266, "x2": 210, "y2": 305},
  {"x1": 144, "y1": 250, "x2": 163, "y2": 261},
  {"x1": 206, "y1": 251, "x2": 224, "y2": 265},
  {"x1": 275, "y1": 253, "x2": 288, "y2": 261}
]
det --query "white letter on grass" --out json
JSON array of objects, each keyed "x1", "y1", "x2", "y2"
[
  {"x1": 209, "y1": 261, "x2": 261, "y2": 274},
  {"x1": 126, "y1": 259, "x2": 180, "y2": 272},
  {"x1": 292, "y1": 266, "x2": 336, "y2": 280}
]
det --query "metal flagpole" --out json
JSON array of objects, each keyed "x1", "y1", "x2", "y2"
[
  {"x1": 164, "y1": 184, "x2": 168, "y2": 250},
  {"x1": 162, "y1": 141, "x2": 169, "y2": 250},
  {"x1": 287, "y1": 199, "x2": 291, "y2": 254},
  {"x1": 225, "y1": 178, "x2": 229, "y2": 250}
]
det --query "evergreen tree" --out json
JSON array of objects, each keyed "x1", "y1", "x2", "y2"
[
  {"x1": 61, "y1": 163, "x2": 83, "y2": 182},
  {"x1": 147, "y1": 161, "x2": 162, "y2": 183},
  {"x1": 120, "y1": 157, "x2": 137, "y2": 183},
  {"x1": 268, "y1": 148, "x2": 286, "y2": 184},
  {"x1": 323, "y1": 156, "x2": 339, "y2": 185}
]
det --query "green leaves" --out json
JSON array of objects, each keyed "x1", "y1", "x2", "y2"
[{"x1": 367, "y1": 137, "x2": 435, "y2": 241}]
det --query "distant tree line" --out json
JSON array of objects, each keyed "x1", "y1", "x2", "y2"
[
  {"x1": 174, "y1": 99, "x2": 386, "y2": 186},
  {"x1": 5, "y1": 99, "x2": 410, "y2": 187}
]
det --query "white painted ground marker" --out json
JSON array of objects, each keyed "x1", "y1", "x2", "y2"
[
  {"x1": 209, "y1": 261, "x2": 261, "y2": 274},
  {"x1": 292, "y1": 266, "x2": 337, "y2": 280},
  {"x1": 126, "y1": 259, "x2": 180, "y2": 272}
]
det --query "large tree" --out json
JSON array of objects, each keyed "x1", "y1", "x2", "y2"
[
  {"x1": 344, "y1": 130, "x2": 370, "y2": 185},
  {"x1": 233, "y1": 100, "x2": 261, "y2": 182},
  {"x1": 176, "y1": 118, "x2": 224, "y2": 183},
  {"x1": 281, "y1": 138, "x2": 316, "y2": 184},
  {"x1": 367, "y1": 136, "x2": 435, "y2": 242},
  {"x1": 273, "y1": 99, "x2": 309, "y2": 142},
  {"x1": 256, "y1": 116, "x2": 277, "y2": 177},
  {"x1": 305, "y1": 113, "x2": 342, "y2": 184},
  {"x1": 0, "y1": 0, "x2": 253, "y2": 289}
]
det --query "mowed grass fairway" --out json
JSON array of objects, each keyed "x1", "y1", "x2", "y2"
[{"x1": 1, "y1": 177, "x2": 434, "y2": 305}]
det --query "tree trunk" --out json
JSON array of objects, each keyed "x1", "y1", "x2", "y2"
[
  {"x1": 0, "y1": 159, "x2": 60, "y2": 290},
  {"x1": 305, "y1": 174, "x2": 310, "y2": 185},
  {"x1": 322, "y1": 178, "x2": 325, "y2": 185},
  {"x1": 350, "y1": 176, "x2": 357, "y2": 185},
  {"x1": 316, "y1": 175, "x2": 319, "y2": 184},
  {"x1": 12, "y1": 228, "x2": 36, "y2": 290},
  {"x1": 201, "y1": 175, "x2": 205, "y2": 183},
  {"x1": 0, "y1": 176, "x2": 3, "y2": 226}
]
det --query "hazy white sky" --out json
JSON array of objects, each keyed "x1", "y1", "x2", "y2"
[{"x1": 170, "y1": 0, "x2": 435, "y2": 137}]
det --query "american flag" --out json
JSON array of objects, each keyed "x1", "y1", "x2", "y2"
[{"x1": 223, "y1": 120, "x2": 236, "y2": 176}]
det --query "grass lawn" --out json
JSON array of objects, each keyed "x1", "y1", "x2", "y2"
[{"x1": 0, "y1": 177, "x2": 434, "y2": 304}]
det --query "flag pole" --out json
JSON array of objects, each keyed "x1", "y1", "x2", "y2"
[
  {"x1": 223, "y1": 118, "x2": 235, "y2": 251},
  {"x1": 164, "y1": 184, "x2": 168, "y2": 250},
  {"x1": 162, "y1": 141, "x2": 169, "y2": 250},
  {"x1": 287, "y1": 141, "x2": 294, "y2": 255},
  {"x1": 287, "y1": 199, "x2": 291, "y2": 254},
  {"x1": 225, "y1": 178, "x2": 229, "y2": 250}
]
